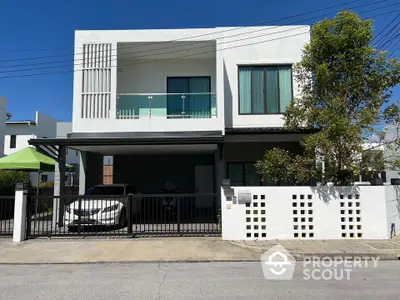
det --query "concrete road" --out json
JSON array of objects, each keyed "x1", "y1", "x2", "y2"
[{"x1": 0, "y1": 262, "x2": 399, "y2": 300}]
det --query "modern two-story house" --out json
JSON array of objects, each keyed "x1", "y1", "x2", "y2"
[{"x1": 30, "y1": 25, "x2": 311, "y2": 197}]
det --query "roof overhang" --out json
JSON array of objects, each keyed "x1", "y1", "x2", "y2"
[
  {"x1": 29, "y1": 130, "x2": 224, "y2": 147},
  {"x1": 29, "y1": 131, "x2": 224, "y2": 156},
  {"x1": 6, "y1": 120, "x2": 36, "y2": 125},
  {"x1": 224, "y1": 127, "x2": 318, "y2": 135}
]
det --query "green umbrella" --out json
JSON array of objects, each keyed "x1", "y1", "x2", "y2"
[
  {"x1": 0, "y1": 147, "x2": 72, "y2": 193},
  {"x1": 0, "y1": 147, "x2": 57, "y2": 172},
  {"x1": 0, "y1": 147, "x2": 73, "y2": 218}
]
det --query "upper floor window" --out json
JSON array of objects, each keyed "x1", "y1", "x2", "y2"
[
  {"x1": 41, "y1": 175, "x2": 48, "y2": 182},
  {"x1": 10, "y1": 135, "x2": 16, "y2": 149},
  {"x1": 238, "y1": 65, "x2": 292, "y2": 114}
]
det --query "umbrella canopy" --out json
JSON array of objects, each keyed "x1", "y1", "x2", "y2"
[{"x1": 0, "y1": 147, "x2": 57, "y2": 172}]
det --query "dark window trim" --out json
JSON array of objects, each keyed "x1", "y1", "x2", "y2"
[
  {"x1": 227, "y1": 162, "x2": 262, "y2": 186},
  {"x1": 238, "y1": 64, "x2": 293, "y2": 115},
  {"x1": 166, "y1": 76, "x2": 212, "y2": 118},
  {"x1": 166, "y1": 76, "x2": 212, "y2": 94},
  {"x1": 10, "y1": 135, "x2": 16, "y2": 149}
]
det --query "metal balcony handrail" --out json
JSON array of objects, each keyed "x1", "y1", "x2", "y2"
[{"x1": 117, "y1": 92, "x2": 215, "y2": 96}]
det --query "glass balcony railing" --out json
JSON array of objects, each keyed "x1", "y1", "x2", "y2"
[{"x1": 117, "y1": 93, "x2": 216, "y2": 119}]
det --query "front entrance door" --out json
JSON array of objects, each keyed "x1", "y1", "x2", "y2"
[{"x1": 195, "y1": 165, "x2": 214, "y2": 207}]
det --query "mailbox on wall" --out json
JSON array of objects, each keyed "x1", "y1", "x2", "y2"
[{"x1": 237, "y1": 191, "x2": 251, "y2": 204}]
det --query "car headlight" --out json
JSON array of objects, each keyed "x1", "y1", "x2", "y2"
[{"x1": 103, "y1": 204, "x2": 120, "y2": 212}]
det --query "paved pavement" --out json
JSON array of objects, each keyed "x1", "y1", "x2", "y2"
[
  {"x1": 0, "y1": 237, "x2": 399, "y2": 263},
  {"x1": 1, "y1": 261, "x2": 399, "y2": 299},
  {"x1": 229, "y1": 239, "x2": 400, "y2": 260}
]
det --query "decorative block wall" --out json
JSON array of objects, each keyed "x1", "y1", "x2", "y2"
[{"x1": 221, "y1": 186, "x2": 396, "y2": 240}]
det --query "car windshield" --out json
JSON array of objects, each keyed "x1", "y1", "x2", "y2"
[{"x1": 85, "y1": 186, "x2": 124, "y2": 196}]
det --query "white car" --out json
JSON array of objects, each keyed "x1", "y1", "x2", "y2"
[{"x1": 64, "y1": 184, "x2": 142, "y2": 228}]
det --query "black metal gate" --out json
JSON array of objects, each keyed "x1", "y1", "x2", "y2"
[
  {"x1": 0, "y1": 196, "x2": 15, "y2": 236},
  {"x1": 26, "y1": 193, "x2": 220, "y2": 238}
]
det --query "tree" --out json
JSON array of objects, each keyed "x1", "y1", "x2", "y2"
[
  {"x1": 255, "y1": 148, "x2": 294, "y2": 185},
  {"x1": 259, "y1": 11, "x2": 400, "y2": 186}
]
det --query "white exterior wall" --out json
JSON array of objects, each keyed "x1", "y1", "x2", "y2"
[
  {"x1": 222, "y1": 186, "x2": 393, "y2": 240},
  {"x1": 5, "y1": 112, "x2": 57, "y2": 155},
  {"x1": 0, "y1": 97, "x2": 7, "y2": 157},
  {"x1": 117, "y1": 59, "x2": 216, "y2": 94},
  {"x1": 72, "y1": 26, "x2": 309, "y2": 134},
  {"x1": 218, "y1": 26, "x2": 309, "y2": 128},
  {"x1": 4, "y1": 133, "x2": 35, "y2": 155}
]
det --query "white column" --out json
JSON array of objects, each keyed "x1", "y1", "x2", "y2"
[
  {"x1": 13, "y1": 184, "x2": 27, "y2": 243},
  {"x1": 79, "y1": 151, "x2": 86, "y2": 195}
]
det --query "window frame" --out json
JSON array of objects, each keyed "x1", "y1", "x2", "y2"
[
  {"x1": 237, "y1": 64, "x2": 294, "y2": 115},
  {"x1": 10, "y1": 135, "x2": 16, "y2": 149},
  {"x1": 227, "y1": 162, "x2": 262, "y2": 186}
]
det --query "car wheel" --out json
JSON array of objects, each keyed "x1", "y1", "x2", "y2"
[{"x1": 119, "y1": 208, "x2": 127, "y2": 228}]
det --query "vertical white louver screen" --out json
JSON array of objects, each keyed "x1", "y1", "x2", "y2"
[{"x1": 81, "y1": 43, "x2": 112, "y2": 118}]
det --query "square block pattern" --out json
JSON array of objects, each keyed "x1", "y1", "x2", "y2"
[
  {"x1": 292, "y1": 194, "x2": 314, "y2": 238},
  {"x1": 245, "y1": 194, "x2": 267, "y2": 239},
  {"x1": 340, "y1": 194, "x2": 362, "y2": 238}
]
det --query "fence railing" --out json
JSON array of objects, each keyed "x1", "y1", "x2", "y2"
[
  {"x1": 117, "y1": 93, "x2": 217, "y2": 119},
  {"x1": 26, "y1": 193, "x2": 220, "y2": 238},
  {"x1": 0, "y1": 196, "x2": 15, "y2": 236},
  {"x1": 132, "y1": 194, "x2": 219, "y2": 235}
]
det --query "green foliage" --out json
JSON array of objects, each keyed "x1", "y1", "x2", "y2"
[
  {"x1": 255, "y1": 148, "x2": 295, "y2": 185},
  {"x1": 0, "y1": 171, "x2": 31, "y2": 196},
  {"x1": 280, "y1": 10, "x2": 400, "y2": 185},
  {"x1": 39, "y1": 180, "x2": 54, "y2": 188}
]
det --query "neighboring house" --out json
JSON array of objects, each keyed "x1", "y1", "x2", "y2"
[
  {"x1": 29, "y1": 26, "x2": 311, "y2": 195},
  {"x1": 5, "y1": 111, "x2": 57, "y2": 185},
  {"x1": 56, "y1": 122, "x2": 80, "y2": 185},
  {"x1": 0, "y1": 97, "x2": 9, "y2": 157}
]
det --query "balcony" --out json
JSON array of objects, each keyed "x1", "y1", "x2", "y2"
[{"x1": 117, "y1": 93, "x2": 217, "y2": 119}]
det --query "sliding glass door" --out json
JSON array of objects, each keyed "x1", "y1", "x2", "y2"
[{"x1": 167, "y1": 77, "x2": 211, "y2": 118}]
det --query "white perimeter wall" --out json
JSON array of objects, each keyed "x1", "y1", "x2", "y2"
[{"x1": 222, "y1": 186, "x2": 398, "y2": 240}]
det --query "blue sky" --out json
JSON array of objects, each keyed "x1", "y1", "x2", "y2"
[{"x1": 0, "y1": 0, "x2": 399, "y2": 121}]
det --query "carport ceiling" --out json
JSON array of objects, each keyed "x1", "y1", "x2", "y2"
[{"x1": 71, "y1": 144, "x2": 218, "y2": 155}]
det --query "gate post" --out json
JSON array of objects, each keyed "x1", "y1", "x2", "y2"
[
  {"x1": 13, "y1": 183, "x2": 27, "y2": 242},
  {"x1": 127, "y1": 195, "x2": 133, "y2": 234}
]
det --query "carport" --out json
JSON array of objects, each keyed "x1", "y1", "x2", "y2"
[
  {"x1": 28, "y1": 131, "x2": 224, "y2": 237},
  {"x1": 29, "y1": 131, "x2": 224, "y2": 195}
]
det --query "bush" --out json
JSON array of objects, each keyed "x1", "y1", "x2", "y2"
[
  {"x1": 0, "y1": 171, "x2": 31, "y2": 196},
  {"x1": 255, "y1": 148, "x2": 295, "y2": 186},
  {"x1": 39, "y1": 180, "x2": 54, "y2": 188}
]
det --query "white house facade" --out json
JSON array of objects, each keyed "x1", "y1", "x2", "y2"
[{"x1": 30, "y1": 26, "x2": 311, "y2": 195}]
